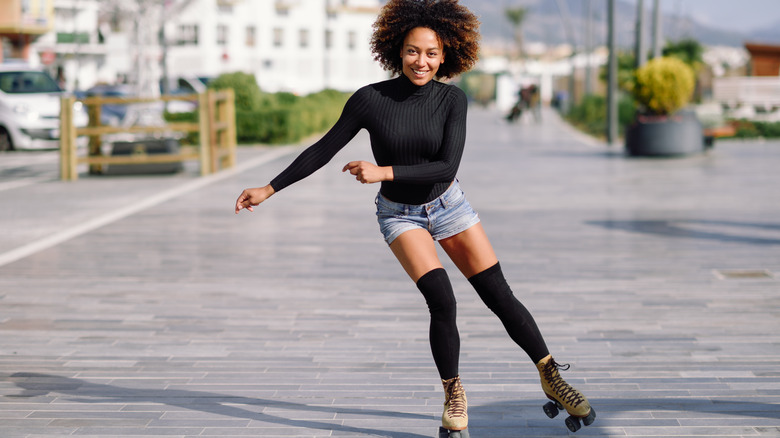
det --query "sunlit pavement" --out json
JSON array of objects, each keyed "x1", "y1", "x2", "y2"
[{"x1": 1, "y1": 106, "x2": 778, "y2": 437}]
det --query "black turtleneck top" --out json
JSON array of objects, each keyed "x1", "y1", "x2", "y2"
[{"x1": 269, "y1": 75, "x2": 468, "y2": 205}]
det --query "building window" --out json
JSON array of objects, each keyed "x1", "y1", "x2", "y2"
[
  {"x1": 177, "y1": 24, "x2": 199, "y2": 45},
  {"x1": 299, "y1": 29, "x2": 309, "y2": 48},
  {"x1": 348, "y1": 31, "x2": 356, "y2": 50},
  {"x1": 273, "y1": 28, "x2": 284, "y2": 47},
  {"x1": 217, "y1": 0, "x2": 235, "y2": 8},
  {"x1": 276, "y1": 4, "x2": 289, "y2": 16},
  {"x1": 217, "y1": 24, "x2": 228, "y2": 45},
  {"x1": 246, "y1": 26, "x2": 256, "y2": 47},
  {"x1": 324, "y1": 29, "x2": 333, "y2": 49}
]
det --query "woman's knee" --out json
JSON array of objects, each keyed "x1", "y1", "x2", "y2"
[
  {"x1": 468, "y1": 262, "x2": 513, "y2": 312},
  {"x1": 416, "y1": 268, "x2": 457, "y2": 317}
]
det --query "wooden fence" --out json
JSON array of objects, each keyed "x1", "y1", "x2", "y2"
[{"x1": 59, "y1": 89, "x2": 236, "y2": 181}]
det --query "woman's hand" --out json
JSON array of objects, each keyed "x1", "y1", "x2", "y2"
[
  {"x1": 235, "y1": 185, "x2": 275, "y2": 214},
  {"x1": 342, "y1": 161, "x2": 393, "y2": 184}
]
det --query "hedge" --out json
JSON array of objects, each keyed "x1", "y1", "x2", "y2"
[
  {"x1": 564, "y1": 94, "x2": 637, "y2": 139},
  {"x1": 164, "y1": 110, "x2": 199, "y2": 145},
  {"x1": 730, "y1": 120, "x2": 780, "y2": 139},
  {"x1": 234, "y1": 90, "x2": 349, "y2": 144},
  {"x1": 165, "y1": 72, "x2": 351, "y2": 145}
]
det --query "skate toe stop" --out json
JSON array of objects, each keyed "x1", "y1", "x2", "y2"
[
  {"x1": 583, "y1": 407, "x2": 597, "y2": 426},
  {"x1": 439, "y1": 426, "x2": 470, "y2": 438}
]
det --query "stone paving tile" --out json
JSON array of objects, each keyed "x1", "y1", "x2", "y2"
[{"x1": 1, "y1": 107, "x2": 779, "y2": 437}]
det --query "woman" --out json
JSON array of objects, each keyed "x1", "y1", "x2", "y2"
[{"x1": 235, "y1": 0, "x2": 595, "y2": 433}]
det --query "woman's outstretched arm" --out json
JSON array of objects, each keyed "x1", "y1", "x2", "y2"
[
  {"x1": 233, "y1": 88, "x2": 367, "y2": 214},
  {"x1": 235, "y1": 184, "x2": 275, "y2": 213}
]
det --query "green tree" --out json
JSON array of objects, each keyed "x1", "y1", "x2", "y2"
[
  {"x1": 662, "y1": 38, "x2": 704, "y2": 72},
  {"x1": 505, "y1": 7, "x2": 528, "y2": 59},
  {"x1": 600, "y1": 51, "x2": 638, "y2": 93}
]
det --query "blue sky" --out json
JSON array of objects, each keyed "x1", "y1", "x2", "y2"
[{"x1": 627, "y1": 0, "x2": 780, "y2": 33}]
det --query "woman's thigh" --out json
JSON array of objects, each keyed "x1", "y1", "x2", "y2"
[
  {"x1": 439, "y1": 223, "x2": 498, "y2": 278},
  {"x1": 389, "y1": 228, "x2": 444, "y2": 282}
]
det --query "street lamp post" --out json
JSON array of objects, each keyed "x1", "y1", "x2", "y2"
[
  {"x1": 584, "y1": 0, "x2": 593, "y2": 95},
  {"x1": 652, "y1": 0, "x2": 662, "y2": 59},
  {"x1": 606, "y1": 0, "x2": 617, "y2": 145},
  {"x1": 635, "y1": 0, "x2": 647, "y2": 68}
]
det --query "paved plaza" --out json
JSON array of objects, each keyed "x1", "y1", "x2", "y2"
[{"x1": 0, "y1": 106, "x2": 778, "y2": 437}]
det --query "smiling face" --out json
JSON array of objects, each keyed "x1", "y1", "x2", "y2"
[{"x1": 400, "y1": 27, "x2": 445, "y2": 86}]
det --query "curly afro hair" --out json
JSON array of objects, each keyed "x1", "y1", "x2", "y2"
[{"x1": 370, "y1": 0, "x2": 481, "y2": 79}]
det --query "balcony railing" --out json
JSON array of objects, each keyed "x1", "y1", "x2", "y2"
[
  {"x1": 56, "y1": 32, "x2": 90, "y2": 44},
  {"x1": 713, "y1": 76, "x2": 780, "y2": 110}
]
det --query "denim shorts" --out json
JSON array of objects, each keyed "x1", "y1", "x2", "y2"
[{"x1": 375, "y1": 181, "x2": 481, "y2": 245}]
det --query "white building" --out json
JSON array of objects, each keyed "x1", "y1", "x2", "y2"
[
  {"x1": 29, "y1": 0, "x2": 105, "y2": 91},
  {"x1": 166, "y1": 0, "x2": 387, "y2": 94},
  {"x1": 28, "y1": 0, "x2": 388, "y2": 96}
]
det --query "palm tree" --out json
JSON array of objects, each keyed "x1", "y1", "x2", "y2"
[{"x1": 505, "y1": 7, "x2": 528, "y2": 59}]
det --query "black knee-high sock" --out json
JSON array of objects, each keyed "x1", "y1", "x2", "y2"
[
  {"x1": 468, "y1": 262, "x2": 550, "y2": 363},
  {"x1": 416, "y1": 268, "x2": 460, "y2": 380}
]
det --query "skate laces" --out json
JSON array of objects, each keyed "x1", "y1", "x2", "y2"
[
  {"x1": 543, "y1": 359, "x2": 584, "y2": 408},
  {"x1": 443, "y1": 377, "x2": 467, "y2": 419}
]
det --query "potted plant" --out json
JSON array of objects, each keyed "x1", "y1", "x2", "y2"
[{"x1": 624, "y1": 56, "x2": 703, "y2": 157}]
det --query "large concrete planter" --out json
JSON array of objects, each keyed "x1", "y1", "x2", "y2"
[{"x1": 625, "y1": 111, "x2": 704, "y2": 157}]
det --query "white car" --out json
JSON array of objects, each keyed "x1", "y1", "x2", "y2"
[{"x1": 0, "y1": 64, "x2": 88, "y2": 151}]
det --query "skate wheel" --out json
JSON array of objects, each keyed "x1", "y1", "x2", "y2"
[
  {"x1": 453, "y1": 429, "x2": 469, "y2": 438},
  {"x1": 565, "y1": 415, "x2": 582, "y2": 432},
  {"x1": 543, "y1": 401, "x2": 559, "y2": 418},
  {"x1": 438, "y1": 426, "x2": 469, "y2": 438},
  {"x1": 583, "y1": 407, "x2": 597, "y2": 426}
]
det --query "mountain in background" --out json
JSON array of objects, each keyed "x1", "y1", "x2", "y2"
[
  {"x1": 458, "y1": 0, "x2": 780, "y2": 49},
  {"x1": 750, "y1": 19, "x2": 780, "y2": 44}
]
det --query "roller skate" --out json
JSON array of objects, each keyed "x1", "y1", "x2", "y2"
[
  {"x1": 438, "y1": 375, "x2": 470, "y2": 438},
  {"x1": 537, "y1": 356, "x2": 596, "y2": 432}
]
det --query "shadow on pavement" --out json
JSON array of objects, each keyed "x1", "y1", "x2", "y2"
[
  {"x1": 469, "y1": 397, "x2": 780, "y2": 425},
  {"x1": 7, "y1": 373, "x2": 780, "y2": 435},
  {"x1": 7, "y1": 372, "x2": 432, "y2": 438},
  {"x1": 587, "y1": 219, "x2": 780, "y2": 246}
]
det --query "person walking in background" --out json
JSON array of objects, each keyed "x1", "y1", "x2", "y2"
[
  {"x1": 234, "y1": 0, "x2": 595, "y2": 435},
  {"x1": 506, "y1": 87, "x2": 525, "y2": 122},
  {"x1": 527, "y1": 84, "x2": 542, "y2": 123},
  {"x1": 507, "y1": 84, "x2": 541, "y2": 124}
]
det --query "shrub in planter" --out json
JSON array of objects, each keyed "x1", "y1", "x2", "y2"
[
  {"x1": 625, "y1": 56, "x2": 703, "y2": 157},
  {"x1": 633, "y1": 56, "x2": 695, "y2": 116}
]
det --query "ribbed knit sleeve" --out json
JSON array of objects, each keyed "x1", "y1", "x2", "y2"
[
  {"x1": 269, "y1": 90, "x2": 366, "y2": 192},
  {"x1": 266, "y1": 76, "x2": 470, "y2": 205}
]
